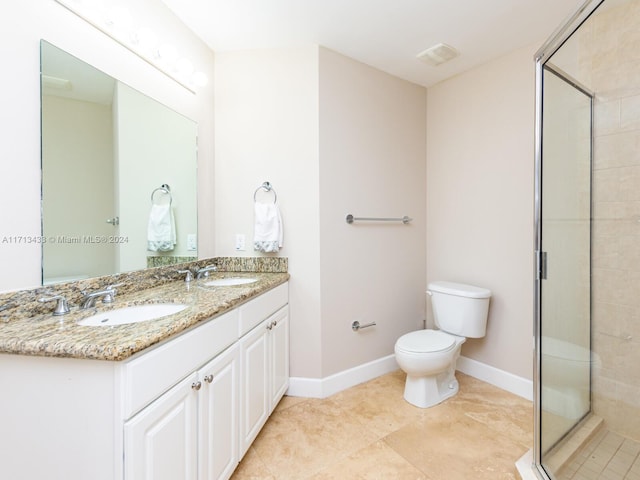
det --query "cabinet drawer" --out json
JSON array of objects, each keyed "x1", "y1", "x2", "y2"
[
  {"x1": 121, "y1": 309, "x2": 239, "y2": 419},
  {"x1": 239, "y1": 283, "x2": 288, "y2": 336}
]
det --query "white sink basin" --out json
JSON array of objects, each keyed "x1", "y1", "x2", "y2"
[
  {"x1": 204, "y1": 277, "x2": 258, "y2": 287},
  {"x1": 78, "y1": 303, "x2": 188, "y2": 327}
]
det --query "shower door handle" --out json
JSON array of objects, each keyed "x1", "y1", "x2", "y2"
[{"x1": 536, "y1": 251, "x2": 547, "y2": 280}]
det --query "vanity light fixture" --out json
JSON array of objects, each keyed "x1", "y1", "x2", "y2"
[{"x1": 54, "y1": 0, "x2": 208, "y2": 93}]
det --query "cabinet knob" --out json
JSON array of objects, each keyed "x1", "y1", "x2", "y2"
[
  {"x1": 267, "y1": 323, "x2": 273, "y2": 330},
  {"x1": 203, "y1": 374, "x2": 214, "y2": 383},
  {"x1": 191, "y1": 381, "x2": 202, "y2": 391}
]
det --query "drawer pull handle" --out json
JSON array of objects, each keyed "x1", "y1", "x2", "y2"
[
  {"x1": 192, "y1": 381, "x2": 202, "y2": 391},
  {"x1": 203, "y1": 375, "x2": 214, "y2": 383}
]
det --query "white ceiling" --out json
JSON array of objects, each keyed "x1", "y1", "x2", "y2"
[{"x1": 162, "y1": 0, "x2": 585, "y2": 87}]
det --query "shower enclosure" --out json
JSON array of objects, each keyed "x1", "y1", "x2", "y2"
[{"x1": 534, "y1": 0, "x2": 640, "y2": 478}]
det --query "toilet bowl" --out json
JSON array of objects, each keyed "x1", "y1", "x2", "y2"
[
  {"x1": 394, "y1": 281, "x2": 491, "y2": 408},
  {"x1": 395, "y1": 329, "x2": 465, "y2": 408}
]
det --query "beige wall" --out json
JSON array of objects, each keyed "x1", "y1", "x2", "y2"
[
  {"x1": 0, "y1": 0, "x2": 215, "y2": 292},
  {"x1": 318, "y1": 48, "x2": 427, "y2": 376},
  {"x1": 214, "y1": 47, "x2": 323, "y2": 378},
  {"x1": 214, "y1": 47, "x2": 427, "y2": 379},
  {"x1": 426, "y1": 44, "x2": 537, "y2": 380}
]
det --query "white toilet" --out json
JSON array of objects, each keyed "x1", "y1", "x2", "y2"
[{"x1": 394, "y1": 281, "x2": 491, "y2": 408}]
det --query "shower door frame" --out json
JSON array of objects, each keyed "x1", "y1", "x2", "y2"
[{"x1": 533, "y1": 0, "x2": 603, "y2": 478}]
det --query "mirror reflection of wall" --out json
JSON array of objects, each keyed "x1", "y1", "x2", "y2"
[{"x1": 40, "y1": 41, "x2": 198, "y2": 285}]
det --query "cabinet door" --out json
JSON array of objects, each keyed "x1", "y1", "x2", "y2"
[
  {"x1": 269, "y1": 306, "x2": 289, "y2": 409},
  {"x1": 239, "y1": 319, "x2": 270, "y2": 457},
  {"x1": 199, "y1": 344, "x2": 240, "y2": 480},
  {"x1": 124, "y1": 373, "x2": 199, "y2": 480}
]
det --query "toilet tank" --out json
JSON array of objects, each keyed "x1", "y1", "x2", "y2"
[{"x1": 428, "y1": 281, "x2": 491, "y2": 338}]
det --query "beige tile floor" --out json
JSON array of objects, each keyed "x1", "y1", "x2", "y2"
[{"x1": 231, "y1": 370, "x2": 533, "y2": 480}]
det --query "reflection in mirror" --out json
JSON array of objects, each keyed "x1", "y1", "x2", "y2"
[{"x1": 40, "y1": 41, "x2": 198, "y2": 285}]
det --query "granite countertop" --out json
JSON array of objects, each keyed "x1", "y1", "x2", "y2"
[{"x1": 0, "y1": 272, "x2": 288, "y2": 362}]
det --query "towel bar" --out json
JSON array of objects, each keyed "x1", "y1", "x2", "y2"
[
  {"x1": 151, "y1": 184, "x2": 172, "y2": 205},
  {"x1": 254, "y1": 181, "x2": 277, "y2": 203},
  {"x1": 346, "y1": 214, "x2": 412, "y2": 224}
]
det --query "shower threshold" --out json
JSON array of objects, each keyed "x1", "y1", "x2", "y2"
[
  {"x1": 551, "y1": 417, "x2": 640, "y2": 479},
  {"x1": 545, "y1": 415, "x2": 604, "y2": 475}
]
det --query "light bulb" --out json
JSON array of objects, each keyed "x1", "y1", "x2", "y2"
[
  {"x1": 133, "y1": 27, "x2": 158, "y2": 51},
  {"x1": 192, "y1": 71, "x2": 209, "y2": 87},
  {"x1": 105, "y1": 6, "x2": 132, "y2": 31},
  {"x1": 157, "y1": 43, "x2": 177, "y2": 63},
  {"x1": 175, "y1": 58, "x2": 194, "y2": 76}
]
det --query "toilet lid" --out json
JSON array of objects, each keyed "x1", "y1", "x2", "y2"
[{"x1": 396, "y1": 330, "x2": 456, "y2": 353}]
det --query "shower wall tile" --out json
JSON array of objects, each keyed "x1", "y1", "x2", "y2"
[
  {"x1": 593, "y1": 130, "x2": 640, "y2": 169},
  {"x1": 589, "y1": 2, "x2": 640, "y2": 440},
  {"x1": 590, "y1": 237, "x2": 619, "y2": 270},
  {"x1": 593, "y1": 168, "x2": 622, "y2": 202},
  {"x1": 594, "y1": 99, "x2": 620, "y2": 136},
  {"x1": 620, "y1": 167, "x2": 640, "y2": 201},
  {"x1": 591, "y1": 25, "x2": 618, "y2": 70},
  {"x1": 592, "y1": 268, "x2": 631, "y2": 307},
  {"x1": 620, "y1": 95, "x2": 640, "y2": 130},
  {"x1": 593, "y1": 235, "x2": 640, "y2": 271},
  {"x1": 593, "y1": 201, "x2": 640, "y2": 237}
]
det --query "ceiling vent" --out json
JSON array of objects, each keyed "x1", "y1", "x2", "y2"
[{"x1": 416, "y1": 43, "x2": 459, "y2": 67}]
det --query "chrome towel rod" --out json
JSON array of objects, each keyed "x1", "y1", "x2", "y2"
[
  {"x1": 254, "y1": 181, "x2": 277, "y2": 203},
  {"x1": 151, "y1": 184, "x2": 172, "y2": 205},
  {"x1": 346, "y1": 214, "x2": 412, "y2": 224},
  {"x1": 352, "y1": 320, "x2": 376, "y2": 331}
]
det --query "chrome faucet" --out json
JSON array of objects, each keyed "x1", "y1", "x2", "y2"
[
  {"x1": 196, "y1": 265, "x2": 218, "y2": 279},
  {"x1": 38, "y1": 295, "x2": 70, "y2": 316},
  {"x1": 178, "y1": 269, "x2": 194, "y2": 282},
  {"x1": 80, "y1": 284, "x2": 121, "y2": 309}
]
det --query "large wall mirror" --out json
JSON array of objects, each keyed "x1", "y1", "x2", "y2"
[{"x1": 40, "y1": 40, "x2": 198, "y2": 285}]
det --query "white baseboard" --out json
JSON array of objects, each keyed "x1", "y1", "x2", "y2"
[
  {"x1": 287, "y1": 354, "x2": 398, "y2": 398},
  {"x1": 288, "y1": 354, "x2": 533, "y2": 401},
  {"x1": 456, "y1": 355, "x2": 533, "y2": 401}
]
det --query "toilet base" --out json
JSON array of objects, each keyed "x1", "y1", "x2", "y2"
[{"x1": 403, "y1": 370, "x2": 459, "y2": 408}]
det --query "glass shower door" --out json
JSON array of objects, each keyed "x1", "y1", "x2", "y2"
[{"x1": 539, "y1": 65, "x2": 593, "y2": 458}]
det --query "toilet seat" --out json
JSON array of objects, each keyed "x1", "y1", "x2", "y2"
[{"x1": 396, "y1": 330, "x2": 456, "y2": 353}]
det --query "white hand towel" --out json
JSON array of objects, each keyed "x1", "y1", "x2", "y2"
[
  {"x1": 147, "y1": 204, "x2": 176, "y2": 252},
  {"x1": 253, "y1": 202, "x2": 283, "y2": 253}
]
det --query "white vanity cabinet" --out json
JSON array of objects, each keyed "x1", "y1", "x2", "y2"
[
  {"x1": 124, "y1": 343, "x2": 240, "y2": 480},
  {"x1": 270, "y1": 307, "x2": 290, "y2": 409},
  {"x1": 124, "y1": 282, "x2": 288, "y2": 480},
  {"x1": 239, "y1": 305, "x2": 290, "y2": 457},
  {"x1": 124, "y1": 372, "x2": 200, "y2": 480},
  {"x1": 0, "y1": 281, "x2": 288, "y2": 480},
  {"x1": 198, "y1": 344, "x2": 241, "y2": 480}
]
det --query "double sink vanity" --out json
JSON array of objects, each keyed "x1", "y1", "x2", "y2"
[{"x1": 0, "y1": 258, "x2": 289, "y2": 480}]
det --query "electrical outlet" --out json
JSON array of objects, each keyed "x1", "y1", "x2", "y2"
[
  {"x1": 235, "y1": 234, "x2": 246, "y2": 251},
  {"x1": 187, "y1": 234, "x2": 197, "y2": 251}
]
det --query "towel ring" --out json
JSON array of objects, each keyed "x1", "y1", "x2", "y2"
[
  {"x1": 151, "y1": 184, "x2": 172, "y2": 206},
  {"x1": 253, "y1": 181, "x2": 277, "y2": 204}
]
